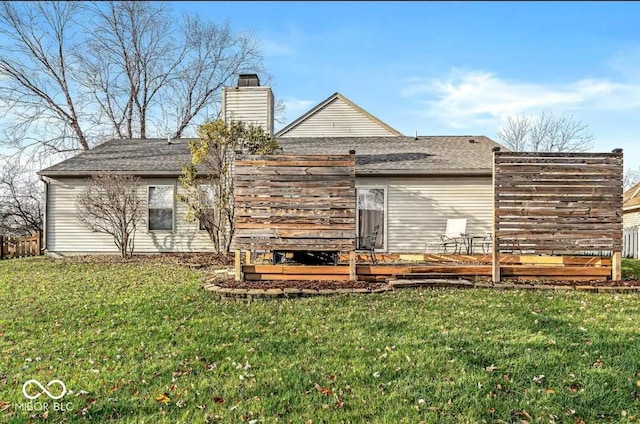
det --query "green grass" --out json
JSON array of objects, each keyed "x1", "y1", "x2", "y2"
[
  {"x1": 622, "y1": 258, "x2": 640, "y2": 280},
  {"x1": 2, "y1": 257, "x2": 640, "y2": 423}
]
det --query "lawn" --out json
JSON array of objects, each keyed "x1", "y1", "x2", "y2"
[{"x1": 1, "y1": 257, "x2": 640, "y2": 423}]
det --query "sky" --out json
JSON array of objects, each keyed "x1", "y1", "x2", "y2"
[{"x1": 172, "y1": 1, "x2": 640, "y2": 164}]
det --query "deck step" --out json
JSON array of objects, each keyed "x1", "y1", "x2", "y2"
[{"x1": 389, "y1": 279, "x2": 473, "y2": 288}]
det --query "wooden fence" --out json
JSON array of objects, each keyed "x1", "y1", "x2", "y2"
[
  {"x1": 233, "y1": 154, "x2": 357, "y2": 280},
  {"x1": 493, "y1": 150, "x2": 623, "y2": 281},
  {"x1": 624, "y1": 226, "x2": 640, "y2": 259},
  {"x1": 0, "y1": 232, "x2": 42, "y2": 259}
]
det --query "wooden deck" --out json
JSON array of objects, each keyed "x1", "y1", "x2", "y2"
[{"x1": 243, "y1": 254, "x2": 612, "y2": 282}]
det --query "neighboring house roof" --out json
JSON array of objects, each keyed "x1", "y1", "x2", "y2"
[
  {"x1": 275, "y1": 92, "x2": 403, "y2": 138},
  {"x1": 39, "y1": 135, "x2": 503, "y2": 177},
  {"x1": 624, "y1": 182, "x2": 640, "y2": 212}
]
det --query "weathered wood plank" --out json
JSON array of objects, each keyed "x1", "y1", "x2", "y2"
[
  {"x1": 243, "y1": 265, "x2": 350, "y2": 275},
  {"x1": 235, "y1": 154, "x2": 354, "y2": 162},
  {"x1": 235, "y1": 208, "x2": 355, "y2": 218},
  {"x1": 495, "y1": 151, "x2": 622, "y2": 159},
  {"x1": 495, "y1": 156, "x2": 623, "y2": 165},
  {"x1": 235, "y1": 174, "x2": 354, "y2": 182},
  {"x1": 235, "y1": 160, "x2": 355, "y2": 167},
  {"x1": 235, "y1": 187, "x2": 356, "y2": 196},
  {"x1": 236, "y1": 222, "x2": 355, "y2": 230},
  {"x1": 235, "y1": 180, "x2": 355, "y2": 188},
  {"x1": 235, "y1": 229, "x2": 356, "y2": 239},
  {"x1": 496, "y1": 186, "x2": 622, "y2": 195},
  {"x1": 244, "y1": 273, "x2": 351, "y2": 281},
  {"x1": 234, "y1": 166, "x2": 355, "y2": 176},
  {"x1": 235, "y1": 217, "x2": 356, "y2": 225},
  {"x1": 501, "y1": 266, "x2": 611, "y2": 277}
]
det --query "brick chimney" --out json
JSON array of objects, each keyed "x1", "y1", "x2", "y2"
[{"x1": 221, "y1": 74, "x2": 274, "y2": 135}]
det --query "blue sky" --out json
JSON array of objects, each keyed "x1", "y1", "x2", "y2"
[{"x1": 172, "y1": 1, "x2": 640, "y2": 163}]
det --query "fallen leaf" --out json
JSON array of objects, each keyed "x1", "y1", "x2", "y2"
[
  {"x1": 155, "y1": 394, "x2": 170, "y2": 404},
  {"x1": 213, "y1": 396, "x2": 224, "y2": 404},
  {"x1": 485, "y1": 364, "x2": 497, "y2": 372},
  {"x1": 315, "y1": 383, "x2": 332, "y2": 396},
  {"x1": 42, "y1": 410, "x2": 49, "y2": 419},
  {"x1": 488, "y1": 407, "x2": 495, "y2": 413},
  {"x1": 0, "y1": 401, "x2": 10, "y2": 412},
  {"x1": 545, "y1": 388, "x2": 555, "y2": 394},
  {"x1": 567, "y1": 384, "x2": 582, "y2": 393},
  {"x1": 593, "y1": 358, "x2": 604, "y2": 368}
]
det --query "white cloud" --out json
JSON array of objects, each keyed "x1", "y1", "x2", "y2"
[{"x1": 402, "y1": 69, "x2": 640, "y2": 128}]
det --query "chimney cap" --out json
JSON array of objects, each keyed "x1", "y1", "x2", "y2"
[{"x1": 237, "y1": 74, "x2": 260, "y2": 87}]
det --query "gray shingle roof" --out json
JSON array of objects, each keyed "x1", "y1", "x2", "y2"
[
  {"x1": 39, "y1": 136, "x2": 503, "y2": 177},
  {"x1": 277, "y1": 136, "x2": 502, "y2": 175}
]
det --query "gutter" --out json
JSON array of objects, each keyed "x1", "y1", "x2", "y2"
[{"x1": 39, "y1": 175, "x2": 49, "y2": 254}]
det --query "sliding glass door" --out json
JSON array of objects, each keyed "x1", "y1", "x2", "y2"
[{"x1": 357, "y1": 187, "x2": 385, "y2": 250}]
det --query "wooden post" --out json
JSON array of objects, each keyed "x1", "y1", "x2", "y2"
[
  {"x1": 612, "y1": 251, "x2": 622, "y2": 282},
  {"x1": 0, "y1": 235, "x2": 3, "y2": 259},
  {"x1": 491, "y1": 147, "x2": 500, "y2": 283},
  {"x1": 349, "y1": 250, "x2": 357, "y2": 281},
  {"x1": 234, "y1": 249, "x2": 242, "y2": 282},
  {"x1": 245, "y1": 250, "x2": 251, "y2": 265}
]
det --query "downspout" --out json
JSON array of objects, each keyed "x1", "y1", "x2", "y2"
[{"x1": 39, "y1": 175, "x2": 49, "y2": 254}]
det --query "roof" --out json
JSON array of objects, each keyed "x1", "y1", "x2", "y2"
[
  {"x1": 275, "y1": 92, "x2": 403, "y2": 137},
  {"x1": 38, "y1": 138, "x2": 196, "y2": 177},
  {"x1": 277, "y1": 136, "x2": 502, "y2": 175},
  {"x1": 624, "y1": 182, "x2": 640, "y2": 211},
  {"x1": 39, "y1": 136, "x2": 503, "y2": 177}
]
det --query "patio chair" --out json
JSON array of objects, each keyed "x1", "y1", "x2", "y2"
[
  {"x1": 481, "y1": 233, "x2": 493, "y2": 253},
  {"x1": 358, "y1": 224, "x2": 380, "y2": 263},
  {"x1": 424, "y1": 218, "x2": 467, "y2": 254}
]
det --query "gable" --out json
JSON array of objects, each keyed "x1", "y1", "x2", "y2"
[
  {"x1": 624, "y1": 182, "x2": 640, "y2": 210},
  {"x1": 276, "y1": 93, "x2": 402, "y2": 138}
]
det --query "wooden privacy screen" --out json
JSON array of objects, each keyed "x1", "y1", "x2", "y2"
[
  {"x1": 233, "y1": 154, "x2": 356, "y2": 251},
  {"x1": 493, "y1": 151, "x2": 623, "y2": 254}
]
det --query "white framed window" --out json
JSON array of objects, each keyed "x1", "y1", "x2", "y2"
[
  {"x1": 197, "y1": 185, "x2": 215, "y2": 231},
  {"x1": 148, "y1": 185, "x2": 174, "y2": 231},
  {"x1": 356, "y1": 186, "x2": 387, "y2": 251}
]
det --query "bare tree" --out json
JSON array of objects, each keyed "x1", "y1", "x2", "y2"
[
  {"x1": 76, "y1": 173, "x2": 143, "y2": 258},
  {"x1": 0, "y1": 1, "x2": 266, "y2": 158},
  {"x1": 177, "y1": 119, "x2": 279, "y2": 253},
  {"x1": 497, "y1": 108, "x2": 595, "y2": 153},
  {"x1": 0, "y1": 158, "x2": 43, "y2": 235},
  {"x1": 624, "y1": 166, "x2": 640, "y2": 191}
]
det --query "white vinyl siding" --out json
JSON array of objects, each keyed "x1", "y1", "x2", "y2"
[
  {"x1": 357, "y1": 176, "x2": 493, "y2": 253},
  {"x1": 279, "y1": 97, "x2": 398, "y2": 138},
  {"x1": 624, "y1": 210, "x2": 640, "y2": 228},
  {"x1": 222, "y1": 87, "x2": 274, "y2": 135},
  {"x1": 47, "y1": 177, "x2": 215, "y2": 254}
]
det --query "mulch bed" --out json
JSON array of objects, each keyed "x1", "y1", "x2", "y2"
[{"x1": 61, "y1": 253, "x2": 234, "y2": 268}]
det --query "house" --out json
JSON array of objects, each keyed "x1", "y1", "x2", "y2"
[
  {"x1": 623, "y1": 182, "x2": 640, "y2": 258},
  {"x1": 624, "y1": 182, "x2": 640, "y2": 228},
  {"x1": 38, "y1": 74, "x2": 503, "y2": 256}
]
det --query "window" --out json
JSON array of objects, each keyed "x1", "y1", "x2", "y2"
[
  {"x1": 198, "y1": 185, "x2": 215, "y2": 231},
  {"x1": 357, "y1": 187, "x2": 386, "y2": 250},
  {"x1": 148, "y1": 186, "x2": 174, "y2": 231}
]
